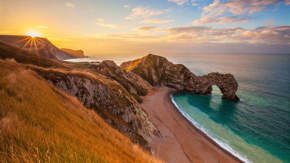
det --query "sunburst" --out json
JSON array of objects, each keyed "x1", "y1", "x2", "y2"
[{"x1": 14, "y1": 31, "x2": 44, "y2": 55}]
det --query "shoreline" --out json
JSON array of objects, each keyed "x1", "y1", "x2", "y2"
[
  {"x1": 141, "y1": 87, "x2": 244, "y2": 163},
  {"x1": 168, "y1": 91, "x2": 245, "y2": 163}
]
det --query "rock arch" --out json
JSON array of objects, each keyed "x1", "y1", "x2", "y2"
[{"x1": 193, "y1": 73, "x2": 240, "y2": 101}]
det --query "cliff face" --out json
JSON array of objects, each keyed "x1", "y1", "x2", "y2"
[
  {"x1": 61, "y1": 48, "x2": 85, "y2": 58},
  {"x1": 86, "y1": 60, "x2": 152, "y2": 102},
  {"x1": 0, "y1": 35, "x2": 75, "y2": 60},
  {"x1": 27, "y1": 65, "x2": 161, "y2": 148},
  {"x1": 121, "y1": 54, "x2": 240, "y2": 101}
]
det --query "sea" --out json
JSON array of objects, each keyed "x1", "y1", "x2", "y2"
[{"x1": 65, "y1": 53, "x2": 290, "y2": 163}]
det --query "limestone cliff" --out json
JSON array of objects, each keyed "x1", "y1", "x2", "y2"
[
  {"x1": 27, "y1": 65, "x2": 161, "y2": 148},
  {"x1": 0, "y1": 35, "x2": 75, "y2": 60},
  {"x1": 61, "y1": 48, "x2": 85, "y2": 58},
  {"x1": 121, "y1": 54, "x2": 240, "y2": 101}
]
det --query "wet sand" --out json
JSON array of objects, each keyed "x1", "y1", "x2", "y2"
[{"x1": 141, "y1": 87, "x2": 243, "y2": 163}]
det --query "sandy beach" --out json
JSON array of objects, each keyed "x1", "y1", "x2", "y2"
[{"x1": 141, "y1": 87, "x2": 243, "y2": 163}]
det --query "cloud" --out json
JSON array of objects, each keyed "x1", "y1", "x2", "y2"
[
  {"x1": 65, "y1": 3, "x2": 74, "y2": 8},
  {"x1": 232, "y1": 26, "x2": 290, "y2": 43},
  {"x1": 0, "y1": 31, "x2": 13, "y2": 34},
  {"x1": 51, "y1": 26, "x2": 290, "y2": 54},
  {"x1": 96, "y1": 23, "x2": 130, "y2": 28},
  {"x1": 161, "y1": 25, "x2": 290, "y2": 44},
  {"x1": 37, "y1": 25, "x2": 49, "y2": 28},
  {"x1": 192, "y1": 16, "x2": 252, "y2": 25},
  {"x1": 102, "y1": 33, "x2": 159, "y2": 40},
  {"x1": 286, "y1": 0, "x2": 290, "y2": 5},
  {"x1": 202, "y1": 0, "x2": 281, "y2": 16},
  {"x1": 124, "y1": 5, "x2": 130, "y2": 9},
  {"x1": 126, "y1": 6, "x2": 164, "y2": 20},
  {"x1": 51, "y1": 36, "x2": 290, "y2": 55},
  {"x1": 140, "y1": 19, "x2": 175, "y2": 24},
  {"x1": 265, "y1": 20, "x2": 274, "y2": 25},
  {"x1": 166, "y1": 33, "x2": 198, "y2": 41},
  {"x1": 194, "y1": 0, "x2": 281, "y2": 25},
  {"x1": 164, "y1": 26, "x2": 212, "y2": 34},
  {"x1": 97, "y1": 19, "x2": 105, "y2": 22},
  {"x1": 168, "y1": 0, "x2": 188, "y2": 5},
  {"x1": 134, "y1": 26, "x2": 157, "y2": 32}
]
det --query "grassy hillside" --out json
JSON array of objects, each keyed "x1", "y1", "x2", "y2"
[{"x1": 0, "y1": 59, "x2": 161, "y2": 163}]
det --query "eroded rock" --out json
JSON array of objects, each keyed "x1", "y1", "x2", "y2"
[{"x1": 121, "y1": 54, "x2": 240, "y2": 101}]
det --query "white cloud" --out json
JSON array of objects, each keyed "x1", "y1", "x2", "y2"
[
  {"x1": 193, "y1": 0, "x2": 281, "y2": 25},
  {"x1": 168, "y1": 0, "x2": 189, "y2": 6},
  {"x1": 126, "y1": 6, "x2": 164, "y2": 20},
  {"x1": 37, "y1": 25, "x2": 49, "y2": 28},
  {"x1": 134, "y1": 26, "x2": 157, "y2": 32},
  {"x1": 124, "y1": 5, "x2": 130, "y2": 9},
  {"x1": 140, "y1": 19, "x2": 175, "y2": 24},
  {"x1": 192, "y1": 16, "x2": 251, "y2": 25},
  {"x1": 202, "y1": 0, "x2": 280, "y2": 16},
  {"x1": 166, "y1": 33, "x2": 198, "y2": 41},
  {"x1": 97, "y1": 19, "x2": 105, "y2": 22},
  {"x1": 191, "y1": 0, "x2": 198, "y2": 6},
  {"x1": 96, "y1": 23, "x2": 130, "y2": 28},
  {"x1": 65, "y1": 3, "x2": 74, "y2": 8}
]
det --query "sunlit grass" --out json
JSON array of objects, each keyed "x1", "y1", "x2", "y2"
[{"x1": 0, "y1": 59, "x2": 162, "y2": 163}]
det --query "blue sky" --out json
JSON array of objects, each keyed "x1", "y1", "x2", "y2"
[{"x1": 1, "y1": 0, "x2": 290, "y2": 54}]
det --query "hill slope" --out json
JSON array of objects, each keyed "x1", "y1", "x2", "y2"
[
  {"x1": 0, "y1": 35, "x2": 75, "y2": 60},
  {"x1": 0, "y1": 59, "x2": 161, "y2": 163},
  {"x1": 0, "y1": 41, "x2": 69, "y2": 69},
  {"x1": 1, "y1": 41, "x2": 161, "y2": 148}
]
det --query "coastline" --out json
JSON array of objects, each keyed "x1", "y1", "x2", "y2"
[{"x1": 141, "y1": 87, "x2": 244, "y2": 163}]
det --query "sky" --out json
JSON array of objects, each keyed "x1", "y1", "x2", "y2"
[{"x1": 1, "y1": 0, "x2": 290, "y2": 55}]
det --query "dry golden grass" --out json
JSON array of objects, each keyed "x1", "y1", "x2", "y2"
[{"x1": 0, "y1": 59, "x2": 162, "y2": 163}]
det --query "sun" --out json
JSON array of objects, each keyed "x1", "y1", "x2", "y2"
[{"x1": 26, "y1": 31, "x2": 41, "y2": 38}]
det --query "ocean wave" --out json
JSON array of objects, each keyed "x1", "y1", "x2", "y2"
[{"x1": 170, "y1": 94, "x2": 252, "y2": 163}]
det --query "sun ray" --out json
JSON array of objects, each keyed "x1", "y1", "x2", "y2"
[
  {"x1": 12, "y1": 37, "x2": 31, "y2": 45},
  {"x1": 29, "y1": 37, "x2": 34, "y2": 53},
  {"x1": 18, "y1": 37, "x2": 32, "y2": 53},
  {"x1": 33, "y1": 37, "x2": 39, "y2": 55}
]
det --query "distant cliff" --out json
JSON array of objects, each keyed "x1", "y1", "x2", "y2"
[
  {"x1": 61, "y1": 48, "x2": 85, "y2": 58},
  {"x1": 0, "y1": 35, "x2": 75, "y2": 60},
  {"x1": 121, "y1": 54, "x2": 240, "y2": 101}
]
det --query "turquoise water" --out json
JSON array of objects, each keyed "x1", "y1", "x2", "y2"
[{"x1": 168, "y1": 53, "x2": 290, "y2": 163}]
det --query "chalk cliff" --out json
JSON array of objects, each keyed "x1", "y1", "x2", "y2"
[{"x1": 61, "y1": 48, "x2": 85, "y2": 58}]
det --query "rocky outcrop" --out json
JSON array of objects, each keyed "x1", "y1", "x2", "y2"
[
  {"x1": 27, "y1": 65, "x2": 161, "y2": 148},
  {"x1": 0, "y1": 35, "x2": 75, "y2": 60},
  {"x1": 61, "y1": 48, "x2": 85, "y2": 58},
  {"x1": 86, "y1": 60, "x2": 152, "y2": 103},
  {"x1": 121, "y1": 54, "x2": 240, "y2": 101}
]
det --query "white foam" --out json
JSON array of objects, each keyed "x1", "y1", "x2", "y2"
[{"x1": 170, "y1": 94, "x2": 252, "y2": 163}]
